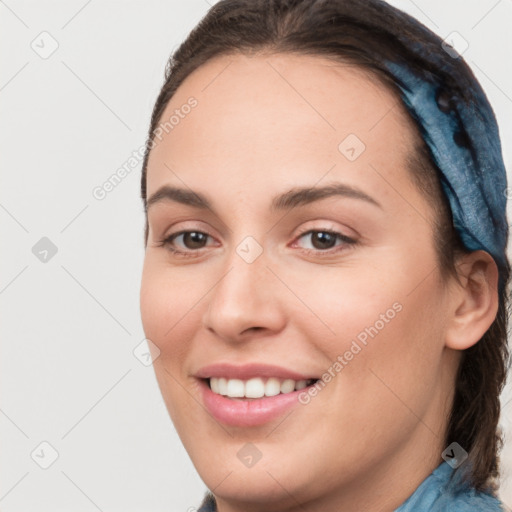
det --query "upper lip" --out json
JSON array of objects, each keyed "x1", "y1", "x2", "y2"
[{"x1": 195, "y1": 363, "x2": 318, "y2": 381}]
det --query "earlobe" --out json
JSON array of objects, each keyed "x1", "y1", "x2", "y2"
[{"x1": 444, "y1": 250, "x2": 499, "y2": 351}]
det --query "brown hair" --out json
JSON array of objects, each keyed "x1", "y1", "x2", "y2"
[{"x1": 140, "y1": 0, "x2": 510, "y2": 493}]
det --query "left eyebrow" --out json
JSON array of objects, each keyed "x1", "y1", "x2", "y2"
[{"x1": 270, "y1": 183, "x2": 382, "y2": 211}]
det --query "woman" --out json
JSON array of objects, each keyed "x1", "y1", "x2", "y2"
[{"x1": 139, "y1": 0, "x2": 510, "y2": 510}]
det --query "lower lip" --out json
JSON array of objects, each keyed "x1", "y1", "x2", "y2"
[{"x1": 199, "y1": 379, "x2": 311, "y2": 427}]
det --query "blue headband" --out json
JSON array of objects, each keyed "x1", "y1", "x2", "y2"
[{"x1": 383, "y1": 56, "x2": 508, "y2": 293}]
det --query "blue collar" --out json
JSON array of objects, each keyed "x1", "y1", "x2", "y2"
[{"x1": 396, "y1": 461, "x2": 503, "y2": 511}]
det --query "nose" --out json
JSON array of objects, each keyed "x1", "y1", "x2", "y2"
[{"x1": 201, "y1": 249, "x2": 287, "y2": 343}]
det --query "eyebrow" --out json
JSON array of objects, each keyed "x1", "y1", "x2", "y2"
[
  {"x1": 270, "y1": 183, "x2": 382, "y2": 211},
  {"x1": 146, "y1": 183, "x2": 382, "y2": 212}
]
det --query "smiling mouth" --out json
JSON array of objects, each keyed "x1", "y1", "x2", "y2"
[{"x1": 205, "y1": 377, "x2": 319, "y2": 399}]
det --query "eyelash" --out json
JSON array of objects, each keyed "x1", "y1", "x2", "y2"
[
  {"x1": 156, "y1": 230, "x2": 217, "y2": 258},
  {"x1": 157, "y1": 228, "x2": 357, "y2": 258},
  {"x1": 291, "y1": 227, "x2": 357, "y2": 257}
]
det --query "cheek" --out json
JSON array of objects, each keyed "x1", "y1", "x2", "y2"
[
  {"x1": 288, "y1": 258, "x2": 446, "y2": 400},
  {"x1": 139, "y1": 258, "x2": 206, "y2": 424},
  {"x1": 278, "y1": 261, "x2": 403, "y2": 354},
  {"x1": 140, "y1": 254, "x2": 196, "y2": 332},
  {"x1": 139, "y1": 257, "x2": 203, "y2": 359},
  {"x1": 327, "y1": 274, "x2": 447, "y2": 431}
]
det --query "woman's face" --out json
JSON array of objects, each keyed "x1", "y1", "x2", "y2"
[{"x1": 140, "y1": 53, "x2": 458, "y2": 509}]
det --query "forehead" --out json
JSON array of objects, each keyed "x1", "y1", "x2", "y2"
[{"x1": 146, "y1": 52, "x2": 419, "y2": 203}]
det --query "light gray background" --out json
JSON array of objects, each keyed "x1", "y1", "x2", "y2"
[{"x1": 1, "y1": 1, "x2": 511, "y2": 511}]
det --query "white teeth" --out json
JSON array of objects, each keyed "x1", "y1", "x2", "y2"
[
  {"x1": 295, "y1": 379, "x2": 307, "y2": 390},
  {"x1": 218, "y1": 378, "x2": 228, "y2": 395},
  {"x1": 245, "y1": 378, "x2": 265, "y2": 398},
  {"x1": 208, "y1": 377, "x2": 315, "y2": 398},
  {"x1": 280, "y1": 379, "x2": 295, "y2": 394},
  {"x1": 265, "y1": 377, "x2": 281, "y2": 396},
  {"x1": 210, "y1": 377, "x2": 220, "y2": 393},
  {"x1": 226, "y1": 378, "x2": 245, "y2": 397}
]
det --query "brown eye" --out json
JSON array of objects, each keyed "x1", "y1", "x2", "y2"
[
  {"x1": 310, "y1": 231, "x2": 337, "y2": 250},
  {"x1": 181, "y1": 231, "x2": 208, "y2": 249},
  {"x1": 161, "y1": 230, "x2": 214, "y2": 253},
  {"x1": 294, "y1": 229, "x2": 356, "y2": 254}
]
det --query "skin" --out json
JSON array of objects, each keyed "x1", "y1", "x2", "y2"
[{"x1": 139, "y1": 52, "x2": 498, "y2": 512}]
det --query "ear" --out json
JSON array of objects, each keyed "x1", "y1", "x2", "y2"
[{"x1": 444, "y1": 250, "x2": 499, "y2": 351}]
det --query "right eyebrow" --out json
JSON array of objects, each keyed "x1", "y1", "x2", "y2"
[{"x1": 146, "y1": 185, "x2": 212, "y2": 211}]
